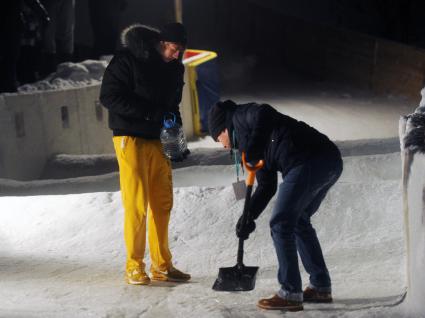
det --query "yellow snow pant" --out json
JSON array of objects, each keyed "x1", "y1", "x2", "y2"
[{"x1": 113, "y1": 136, "x2": 173, "y2": 273}]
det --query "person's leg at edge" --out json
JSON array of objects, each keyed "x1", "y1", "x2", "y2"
[{"x1": 55, "y1": 0, "x2": 75, "y2": 62}]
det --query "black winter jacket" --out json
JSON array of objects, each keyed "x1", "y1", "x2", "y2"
[
  {"x1": 100, "y1": 24, "x2": 184, "y2": 139},
  {"x1": 228, "y1": 103, "x2": 341, "y2": 219}
]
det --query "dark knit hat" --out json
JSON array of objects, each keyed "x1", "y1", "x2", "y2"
[
  {"x1": 159, "y1": 22, "x2": 187, "y2": 46},
  {"x1": 208, "y1": 100, "x2": 237, "y2": 141}
]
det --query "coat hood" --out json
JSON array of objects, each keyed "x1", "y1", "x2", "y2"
[{"x1": 120, "y1": 24, "x2": 160, "y2": 60}]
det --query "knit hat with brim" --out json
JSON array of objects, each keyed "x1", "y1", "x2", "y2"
[
  {"x1": 208, "y1": 100, "x2": 237, "y2": 141},
  {"x1": 159, "y1": 22, "x2": 187, "y2": 46}
]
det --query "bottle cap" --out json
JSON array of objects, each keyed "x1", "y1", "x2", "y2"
[{"x1": 163, "y1": 112, "x2": 177, "y2": 129}]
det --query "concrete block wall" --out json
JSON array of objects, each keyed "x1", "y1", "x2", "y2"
[
  {"x1": 0, "y1": 93, "x2": 48, "y2": 180},
  {"x1": 0, "y1": 66, "x2": 195, "y2": 181},
  {"x1": 0, "y1": 85, "x2": 113, "y2": 181}
]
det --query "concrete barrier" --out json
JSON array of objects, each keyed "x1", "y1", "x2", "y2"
[
  {"x1": 0, "y1": 61, "x2": 201, "y2": 181},
  {"x1": 0, "y1": 93, "x2": 48, "y2": 180},
  {"x1": 0, "y1": 84, "x2": 113, "y2": 181}
]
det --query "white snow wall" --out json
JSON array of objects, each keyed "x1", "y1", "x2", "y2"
[
  {"x1": 399, "y1": 115, "x2": 425, "y2": 316},
  {"x1": 0, "y1": 73, "x2": 194, "y2": 181},
  {"x1": 404, "y1": 154, "x2": 425, "y2": 315}
]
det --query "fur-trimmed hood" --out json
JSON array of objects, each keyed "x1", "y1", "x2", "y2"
[{"x1": 120, "y1": 24, "x2": 160, "y2": 60}]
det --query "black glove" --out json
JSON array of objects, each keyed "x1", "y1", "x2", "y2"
[{"x1": 236, "y1": 215, "x2": 256, "y2": 240}]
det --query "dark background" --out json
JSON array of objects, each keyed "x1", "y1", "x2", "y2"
[
  {"x1": 74, "y1": 0, "x2": 425, "y2": 101},
  {"x1": 75, "y1": 0, "x2": 425, "y2": 55}
]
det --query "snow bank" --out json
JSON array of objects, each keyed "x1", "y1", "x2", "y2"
[{"x1": 18, "y1": 60, "x2": 108, "y2": 93}]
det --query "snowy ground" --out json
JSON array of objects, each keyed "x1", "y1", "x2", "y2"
[
  {"x1": 0, "y1": 152, "x2": 407, "y2": 318},
  {"x1": 0, "y1": 82, "x2": 419, "y2": 317}
]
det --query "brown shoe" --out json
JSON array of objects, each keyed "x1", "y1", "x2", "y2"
[
  {"x1": 257, "y1": 294, "x2": 303, "y2": 311},
  {"x1": 151, "y1": 266, "x2": 191, "y2": 282},
  {"x1": 303, "y1": 287, "x2": 333, "y2": 303}
]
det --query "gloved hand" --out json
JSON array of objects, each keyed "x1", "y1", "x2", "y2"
[{"x1": 236, "y1": 215, "x2": 256, "y2": 240}]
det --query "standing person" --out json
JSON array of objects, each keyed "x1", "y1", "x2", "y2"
[
  {"x1": 18, "y1": 1, "x2": 49, "y2": 84},
  {"x1": 40, "y1": 0, "x2": 75, "y2": 75},
  {"x1": 208, "y1": 100, "x2": 343, "y2": 311},
  {"x1": 0, "y1": 0, "x2": 49, "y2": 92},
  {"x1": 100, "y1": 22, "x2": 190, "y2": 285}
]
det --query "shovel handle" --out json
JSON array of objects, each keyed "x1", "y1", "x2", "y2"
[
  {"x1": 237, "y1": 184, "x2": 253, "y2": 266},
  {"x1": 237, "y1": 153, "x2": 263, "y2": 266}
]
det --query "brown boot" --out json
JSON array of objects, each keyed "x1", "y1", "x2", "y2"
[
  {"x1": 151, "y1": 266, "x2": 191, "y2": 282},
  {"x1": 303, "y1": 286, "x2": 333, "y2": 303},
  {"x1": 257, "y1": 294, "x2": 303, "y2": 311}
]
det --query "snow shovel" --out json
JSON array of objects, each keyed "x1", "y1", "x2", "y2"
[{"x1": 212, "y1": 153, "x2": 264, "y2": 292}]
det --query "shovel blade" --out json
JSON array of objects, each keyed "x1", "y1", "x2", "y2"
[{"x1": 212, "y1": 265, "x2": 259, "y2": 291}]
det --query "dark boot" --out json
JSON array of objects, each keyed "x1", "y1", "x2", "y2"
[{"x1": 303, "y1": 286, "x2": 333, "y2": 303}]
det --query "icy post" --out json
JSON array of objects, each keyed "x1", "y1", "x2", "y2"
[{"x1": 398, "y1": 85, "x2": 425, "y2": 315}]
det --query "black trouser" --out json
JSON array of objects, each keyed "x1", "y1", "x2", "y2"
[
  {"x1": 0, "y1": 21, "x2": 22, "y2": 93},
  {"x1": 88, "y1": 0, "x2": 122, "y2": 58}
]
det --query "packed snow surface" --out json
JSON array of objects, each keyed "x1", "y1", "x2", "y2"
[{"x1": 0, "y1": 152, "x2": 410, "y2": 317}]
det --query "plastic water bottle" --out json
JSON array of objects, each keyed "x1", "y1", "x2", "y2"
[{"x1": 160, "y1": 113, "x2": 189, "y2": 161}]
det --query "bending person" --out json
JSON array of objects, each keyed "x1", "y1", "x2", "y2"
[{"x1": 208, "y1": 100, "x2": 343, "y2": 311}]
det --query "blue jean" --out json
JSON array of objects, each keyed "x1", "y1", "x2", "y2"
[{"x1": 270, "y1": 153, "x2": 342, "y2": 301}]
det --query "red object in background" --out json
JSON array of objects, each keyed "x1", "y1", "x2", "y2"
[{"x1": 183, "y1": 50, "x2": 202, "y2": 59}]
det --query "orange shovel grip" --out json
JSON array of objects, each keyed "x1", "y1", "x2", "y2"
[{"x1": 242, "y1": 152, "x2": 264, "y2": 186}]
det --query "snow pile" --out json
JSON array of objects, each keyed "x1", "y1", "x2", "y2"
[
  {"x1": 406, "y1": 155, "x2": 425, "y2": 316},
  {"x1": 18, "y1": 60, "x2": 108, "y2": 93},
  {"x1": 0, "y1": 153, "x2": 410, "y2": 317}
]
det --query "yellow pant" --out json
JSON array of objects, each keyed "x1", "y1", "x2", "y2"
[{"x1": 113, "y1": 136, "x2": 173, "y2": 273}]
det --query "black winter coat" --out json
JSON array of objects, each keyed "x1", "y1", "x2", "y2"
[
  {"x1": 100, "y1": 24, "x2": 184, "y2": 139},
  {"x1": 229, "y1": 103, "x2": 341, "y2": 219}
]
